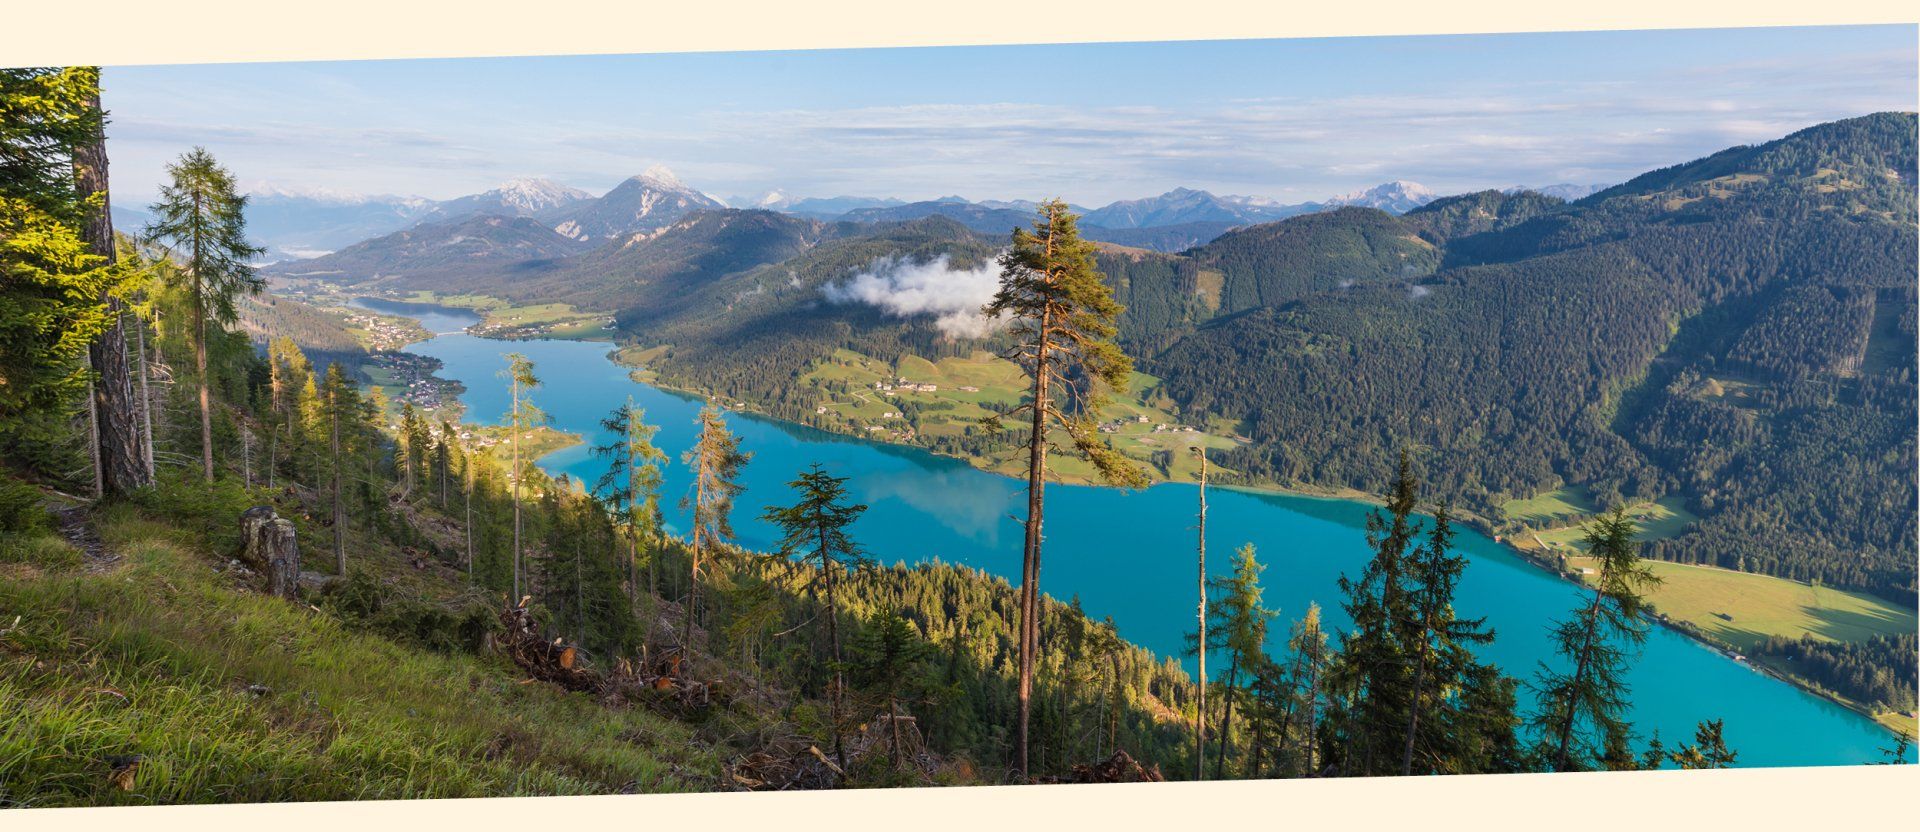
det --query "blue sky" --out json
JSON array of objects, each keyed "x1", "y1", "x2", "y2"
[{"x1": 102, "y1": 25, "x2": 1917, "y2": 206}]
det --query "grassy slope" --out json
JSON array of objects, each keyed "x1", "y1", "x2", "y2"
[
  {"x1": 787, "y1": 348, "x2": 1241, "y2": 485},
  {"x1": 0, "y1": 504, "x2": 709, "y2": 808},
  {"x1": 1563, "y1": 556, "x2": 1917, "y2": 653}
]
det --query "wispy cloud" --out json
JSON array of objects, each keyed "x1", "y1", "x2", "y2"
[{"x1": 103, "y1": 34, "x2": 1917, "y2": 205}]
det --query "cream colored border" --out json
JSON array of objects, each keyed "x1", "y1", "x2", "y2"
[
  {"x1": 5, "y1": 1, "x2": 1917, "y2": 829},
  {"x1": 1, "y1": 0, "x2": 1916, "y2": 65}
]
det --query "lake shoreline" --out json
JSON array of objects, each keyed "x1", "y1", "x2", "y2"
[{"x1": 355, "y1": 293, "x2": 1911, "y2": 748}]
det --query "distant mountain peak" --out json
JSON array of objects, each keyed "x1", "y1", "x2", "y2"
[
  {"x1": 1327, "y1": 180, "x2": 1438, "y2": 213},
  {"x1": 638, "y1": 165, "x2": 684, "y2": 187}
]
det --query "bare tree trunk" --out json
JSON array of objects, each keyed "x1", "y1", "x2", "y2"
[
  {"x1": 1214, "y1": 653, "x2": 1237, "y2": 780},
  {"x1": 330, "y1": 386, "x2": 345, "y2": 574},
  {"x1": 196, "y1": 304, "x2": 213, "y2": 482},
  {"x1": 1195, "y1": 451, "x2": 1208, "y2": 780},
  {"x1": 464, "y1": 450, "x2": 474, "y2": 580},
  {"x1": 1015, "y1": 306, "x2": 1052, "y2": 782},
  {"x1": 74, "y1": 88, "x2": 153, "y2": 498},
  {"x1": 511, "y1": 375, "x2": 523, "y2": 601},
  {"x1": 135, "y1": 314, "x2": 155, "y2": 480},
  {"x1": 824, "y1": 544, "x2": 846, "y2": 770}
]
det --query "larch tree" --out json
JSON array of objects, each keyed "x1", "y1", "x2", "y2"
[
  {"x1": 1193, "y1": 445, "x2": 1209, "y2": 780},
  {"x1": 981, "y1": 198, "x2": 1148, "y2": 781},
  {"x1": 592, "y1": 398, "x2": 666, "y2": 605},
  {"x1": 1325, "y1": 449, "x2": 1423, "y2": 776},
  {"x1": 143, "y1": 146, "x2": 264, "y2": 482},
  {"x1": 1530, "y1": 504, "x2": 1662, "y2": 772},
  {"x1": 761, "y1": 462, "x2": 873, "y2": 770},
  {"x1": 1285, "y1": 602, "x2": 1331, "y2": 776},
  {"x1": 500, "y1": 352, "x2": 547, "y2": 601},
  {"x1": 1208, "y1": 542, "x2": 1276, "y2": 780},
  {"x1": 680, "y1": 403, "x2": 749, "y2": 650}
]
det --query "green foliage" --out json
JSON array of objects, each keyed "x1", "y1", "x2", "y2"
[
  {"x1": 1530, "y1": 506, "x2": 1663, "y2": 771},
  {"x1": 0, "y1": 473, "x2": 50, "y2": 535}
]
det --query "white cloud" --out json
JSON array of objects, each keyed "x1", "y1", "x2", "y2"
[{"x1": 823, "y1": 254, "x2": 1004, "y2": 339}]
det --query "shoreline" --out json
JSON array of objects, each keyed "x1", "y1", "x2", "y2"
[{"x1": 360, "y1": 294, "x2": 1912, "y2": 741}]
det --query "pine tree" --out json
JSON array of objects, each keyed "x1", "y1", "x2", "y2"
[
  {"x1": 1530, "y1": 505, "x2": 1662, "y2": 772},
  {"x1": 680, "y1": 404, "x2": 749, "y2": 650},
  {"x1": 143, "y1": 147, "x2": 264, "y2": 482},
  {"x1": 761, "y1": 462, "x2": 873, "y2": 769},
  {"x1": 981, "y1": 198, "x2": 1148, "y2": 780}
]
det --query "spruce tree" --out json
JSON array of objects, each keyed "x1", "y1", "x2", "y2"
[
  {"x1": 761, "y1": 462, "x2": 872, "y2": 769},
  {"x1": 1326, "y1": 449, "x2": 1422, "y2": 776},
  {"x1": 849, "y1": 609, "x2": 936, "y2": 769},
  {"x1": 981, "y1": 198, "x2": 1147, "y2": 780},
  {"x1": 1399, "y1": 501, "x2": 1495, "y2": 774}
]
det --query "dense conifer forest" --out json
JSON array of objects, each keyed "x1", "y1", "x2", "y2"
[{"x1": 2, "y1": 67, "x2": 1912, "y2": 807}]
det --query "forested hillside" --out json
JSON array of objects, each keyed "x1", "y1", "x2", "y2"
[
  {"x1": 7, "y1": 68, "x2": 1909, "y2": 806},
  {"x1": 597, "y1": 114, "x2": 1920, "y2": 607}
]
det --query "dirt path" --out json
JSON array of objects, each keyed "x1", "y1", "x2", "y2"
[{"x1": 53, "y1": 505, "x2": 121, "y2": 573}]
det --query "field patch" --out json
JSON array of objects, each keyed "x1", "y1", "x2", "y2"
[{"x1": 1561, "y1": 556, "x2": 1918, "y2": 654}]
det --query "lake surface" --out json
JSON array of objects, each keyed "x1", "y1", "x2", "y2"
[{"x1": 354, "y1": 296, "x2": 1911, "y2": 768}]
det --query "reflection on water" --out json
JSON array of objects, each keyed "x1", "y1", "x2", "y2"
[{"x1": 366, "y1": 296, "x2": 1907, "y2": 767}]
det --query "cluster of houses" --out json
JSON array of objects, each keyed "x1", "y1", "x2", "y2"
[
  {"x1": 873, "y1": 377, "x2": 940, "y2": 394},
  {"x1": 345, "y1": 312, "x2": 425, "y2": 351},
  {"x1": 368, "y1": 353, "x2": 461, "y2": 413},
  {"x1": 1095, "y1": 414, "x2": 1199, "y2": 435}
]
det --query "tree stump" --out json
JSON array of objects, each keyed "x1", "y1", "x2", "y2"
[{"x1": 240, "y1": 505, "x2": 301, "y2": 600}]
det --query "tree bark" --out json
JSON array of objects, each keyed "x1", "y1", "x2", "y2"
[
  {"x1": 1015, "y1": 304, "x2": 1052, "y2": 782},
  {"x1": 1195, "y1": 451, "x2": 1208, "y2": 780},
  {"x1": 511, "y1": 374, "x2": 523, "y2": 601},
  {"x1": 74, "y1": 89, "x2": 153, "y2": 498},
  {"x1": 242, "y1": 505, "x2": 301, "y2": 600},
  {"x1": 330, "y1": 385, "x2": 345, "y2": 574}
]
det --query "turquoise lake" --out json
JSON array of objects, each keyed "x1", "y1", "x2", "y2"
[{"x1": 354, "y1": 296, "x2": 1912, "y2": 768}]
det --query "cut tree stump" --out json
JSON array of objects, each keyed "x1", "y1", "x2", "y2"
[{"x1": 240, "y1": 505, "x2": 301, "y2": 600}]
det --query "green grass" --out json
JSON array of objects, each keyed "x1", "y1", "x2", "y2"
[
  {"x1": 1563, "y1": 556, "x2": 1918, "y2": 654},
  {"x1": 1500, "y1": 486, "x2": 1598, "y2": 525},
  {"x1": 1527, "y1": 496, "x2": 1698, "y2": 551},
  {"x1": 0, "y1": 509, "x2": 709, "y2": 807},
  {"x1": 795, "y1": 349, "x2": 1241, "y2": 485}
]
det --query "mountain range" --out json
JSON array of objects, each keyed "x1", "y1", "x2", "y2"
[
  {"x1": 246, "y1": 169, "x2": 1468, "y2": 262},
  {"x1": 274, "y1": 113, "x2": 1916, "y2": 611}
]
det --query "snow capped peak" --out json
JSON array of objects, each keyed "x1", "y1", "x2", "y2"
[
  {"x1": 489, "y1": 177, "x2": 593, "y2": 212},
  {"x1": 755, "y1": 189, "x2": 792, "y2": 209},
  {"x1": 1327, "y1": 180, "x2": 1438, "y2": 213},
  {"x1": 638, "y1": 165, "x2": 683, "y2": 187}
]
